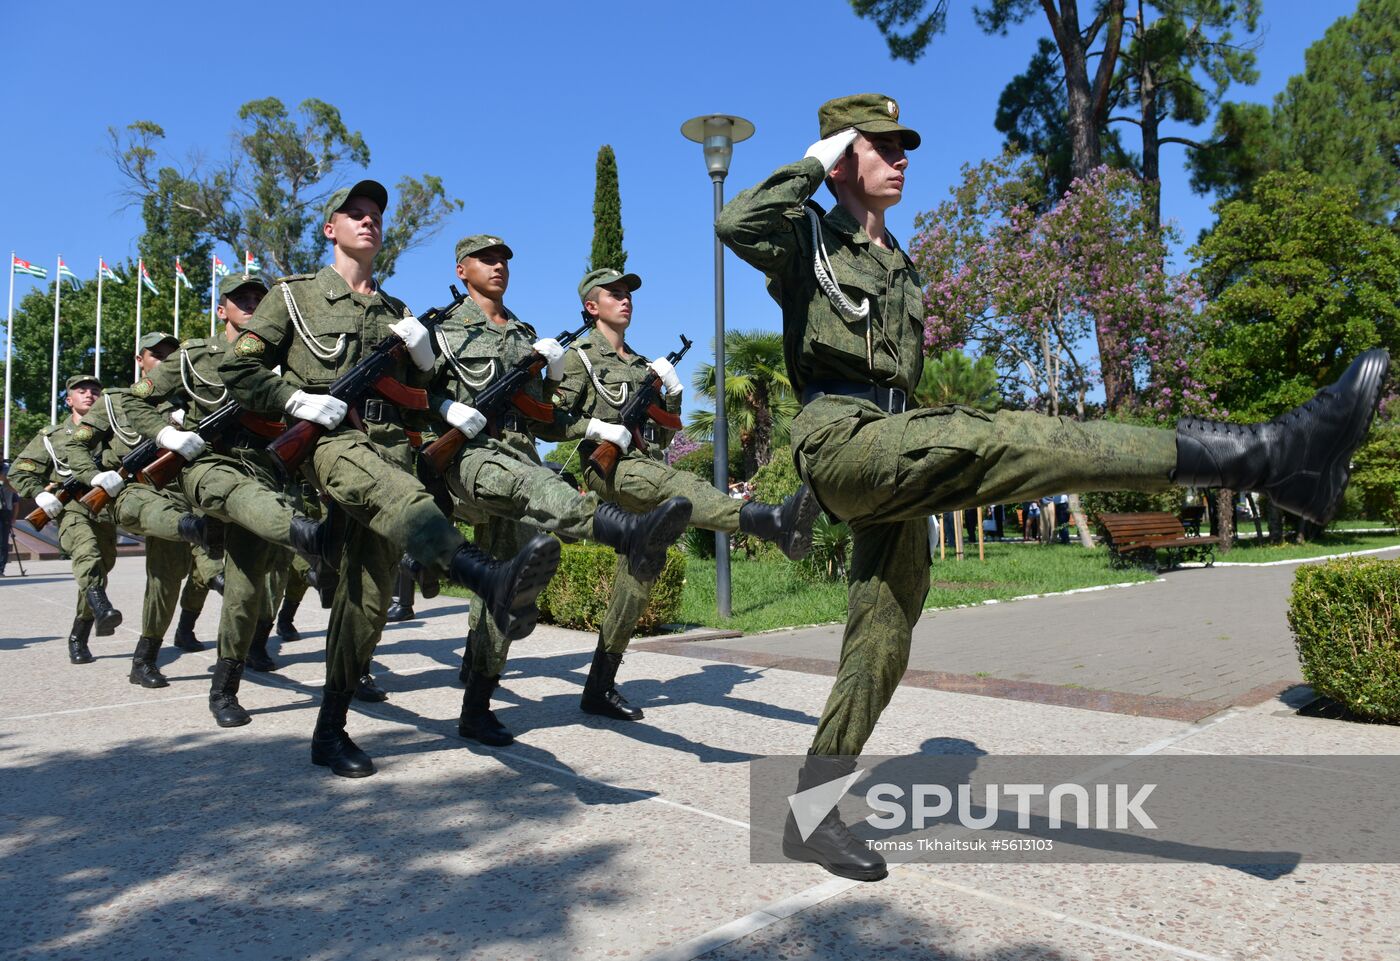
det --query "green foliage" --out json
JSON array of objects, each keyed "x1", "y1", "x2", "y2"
[
  {"x1": 799, "y1": 514, "x2": 853, "y2": 582},
  {"x1": 1077, "y1": 488, "x2": 1186, "y2": 539},
  {"x1": 915, "y1": 349, "x2": 1002, "y2": 411},
  {"x1": 538, "y1": 542, "x2": 684, "y2": 634},
  {"x1": 539, "y1": 439, "x2": 584, "y2": 477},
  {"x1": 1191, "y1": 171, "x2": 1400, "y2": 421},
  {"x1": 588, "y1": 145, "x2": 627, "y2": 272},
  {"x1": 687, "y1": 329, "x2": 797, "y2": 479},
  {"x1": 748, "y1": 447, "x2": 802, "y2": 503},
  {"x1": 671, "y1": 442, "x2": 744, "y2": 485},
  {"x1": 1351, "y1": 423, "x2": 1400, "y2": 528},
  {"x1": 1288, "y1": 558, "x2": 1400, "y2": 722}
]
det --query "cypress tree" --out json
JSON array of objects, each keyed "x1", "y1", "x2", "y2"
[{"x1": 588, "y1": 145, "x2": 627, "y2": 272}]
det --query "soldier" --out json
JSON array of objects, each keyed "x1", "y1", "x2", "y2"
[
  {"x1": 554, "y1": 268, "x2": 820, "y2": 721},
  {"x1": 427, "y1": 235, "x2": 691, "y2": 746},
  {"x1": 67, "y1": 331, "x2": 223, "y2": 687},
  {"x1": 716, "y1": 93, "x2": 1388, "y2": 881},
  {"x1": 220, "y1": 181, "x2": 560, "y2": 777},
  {"x1": 10, "y1": 374, "x2": 123, "y2": 661}
]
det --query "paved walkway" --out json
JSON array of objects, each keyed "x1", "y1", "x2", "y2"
[{"x1": 1, "y1": 553, "x2": 1397, "y2": 960}]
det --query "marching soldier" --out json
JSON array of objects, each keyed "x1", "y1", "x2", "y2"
[
  {"x1": 717, "y1": 92, "x2": 1389, "y2": 881},
  {"x1": 554, "y1": 268, "x2": 820, "y2": 721},
  {"x1": 220, "y1": 181, "x2": 561, "y2": 777},
  {"x1": 10, "y1": 375, "x2": 123, "y2": 661}
]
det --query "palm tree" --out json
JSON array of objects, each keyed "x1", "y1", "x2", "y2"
[{"x1": 687, "y1": 329, "x2": 798, "y2": 479}]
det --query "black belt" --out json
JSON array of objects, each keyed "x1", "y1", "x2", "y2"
[
  {"x1": 495, "y1": 411, "x2": 532, "y2": 436},
  {"x1": 640, "y1": 424, "x2": 665, "y2": 445},
  {"x1": 358, "y1": 397, "x2": 400, "y2": 425},
  {"x1": 801, "y1": 380, "x2": 908, "y2": 414}
]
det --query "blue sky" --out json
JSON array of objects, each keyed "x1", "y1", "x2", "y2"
[{"x1": 2, "y1": 0, "x2": 1348, "y2": 410}]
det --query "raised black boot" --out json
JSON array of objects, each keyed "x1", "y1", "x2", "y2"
[
  {"x1": 384, "y1": 557, "x2": 417, "y2": 622},
  {"x1": 209, "y1": 573, "x2": 225, "y2": 596},
  {"x1": 355, "y1": 672, "x2": 388, "y2": 702},
  {"x1": 209, "y1": 658, "x2": 251, "y2": 727},
  {"x1": 172, "y1": 608, "x2": 203, "y2": 652},
  {"x1": 580, "y1": 640, "x2": 643, "y2": 720},
  {"x1": 86, "y1": 585, "x2": 123, "y2": 636},
  {"x1": 740, "y1": 485, "x2": 822, "y2": 560},
  {"x1": 310, "y1": 689, "x2": 375, "y2": 777},
  {"x1": 245, "y1": 619, "x2": 277, "y2": 673},
  {"x1": 592, "y1": 497, "x2": 693, "y2": 580},
  {"x1": 457, "y1": 628, "x2": 477, "y2": 686},
  {"x1": 128, "y1": 635, "x2": 169, "y2": 689},
  {"x1": 458, "y1": 670, "x2": 513, "y2": 746},
  {"x1": 1175, "y1": 349, "x2": 1390, "y2": 526},
  {"x1": 782, "y1": 754, "x2": 888, "y2": 882},
  {"x1": 276, "y1": 596, "x2": 301, "y2": 641},
  {"x1": 178, "y1": 513, "x2": 224, "y2": 560},
  {"x1": 67, "y1": 617, "x2": 95, "y2": 665},
  {"x1": 447, "y1": 534, "x2": 560, "y2": 641}
]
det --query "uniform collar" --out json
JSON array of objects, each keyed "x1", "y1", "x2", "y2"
[
  {"x1": 586, "y1": 331, "x2": 641, "y2": 363},
  {"x1": 455, "y1": 296, "x2": 522, "y2": 330},
  {"x1": 826, "y1": 204, "x2": 900, "y2": 251},
  {"x1": 315, "y1": 265, "x2": 385, "y2": 305}
]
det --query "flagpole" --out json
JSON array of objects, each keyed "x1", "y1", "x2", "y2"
[
  {"x1": 134, "y1": 258, "x2": 144, "y2": 383},
  {"x1": 3, "y1": 252, "x2": 15, "y2": 460},
  {"x1": 174, "y1": 260, "x2": 181, "y2": 340},
  {"x1": 209, "y1": 251, "x2": 217, "y2": 337},
  {"x1": 50, "y1": 256, "x2": 62, "y2": 424},
  {"x1": 95, "y1": 260, "x2": 105, "y2": 380}
]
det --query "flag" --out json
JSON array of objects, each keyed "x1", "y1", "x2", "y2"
[
  {"x1": 213, "y1": 256, "x2": 230, "y2": 278},
  {"x1": 175, "y1": 258, "x2": 194, "y2": 290},
  {"x1": 12, "y1": 256, "x2": 47, "y2": 279},
  {"x1": 57, "y1": 257, "x2": 82, "y2": 289},
  {"x1": 244, "y1": 251, "x2": 262, "y2": 274},
  {"x1": 140, "y1": 263, "x2": 159, "y2": 296},
  {"x1": 99, "y1": 259, "x2": 123, "y2": 284}
]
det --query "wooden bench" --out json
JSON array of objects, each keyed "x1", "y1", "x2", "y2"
[{"x1": 1099, "y1": 511, "x2": 1221, "y2": 571}]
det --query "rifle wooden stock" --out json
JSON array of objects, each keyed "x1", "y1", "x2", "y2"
[
  {"x1": 266, "y1": 419, "x2": 323, "y2": 475},
  {"x1": 418, "y1": 427, "x2": 467, "y2": 479},
  {"x1": 25, "y1": 485, "x2": 64, "y2": 530},
  {"x1": 646, "y1": 403, "x2": 682, "y2": 431},
  {"x1": 136, "y1": 450, "x2": 186, "y2": 488},
  {"x1": 511, "y1": 391, "x2": 555, "y2": 422},
  {"x1": 77, "y1": 484, "x2": 112, "y2": 514},
  {"x1": 586, "y1": 441, "x2": 623, "y2": 481}
]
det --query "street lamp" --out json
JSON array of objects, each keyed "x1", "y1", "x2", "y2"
[{"x1": 682, "y1": 113, "x2": 754, "y2": 620}]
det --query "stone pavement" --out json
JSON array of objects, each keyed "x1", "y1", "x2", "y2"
[{"x1": 2, "y1": 552, "x2": 1398, "y2": 961}]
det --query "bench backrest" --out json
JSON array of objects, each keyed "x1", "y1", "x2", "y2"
[{"x1": 1099, "y1": 511, "x2": 1187, "y2": 546}]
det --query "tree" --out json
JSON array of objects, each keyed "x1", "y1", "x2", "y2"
[
  {"x1": 111, "y1": 98, "x2": 462, "y2": 280},
  {"x1": 686, "y1": 330, "x2": 799, "y2": 479},
  {"x1": 914, "y1": 349, "x2": 1003, "y2": 410},
  {"x1": 588, "y1": 145, "x2": 627, "y2": 272}
]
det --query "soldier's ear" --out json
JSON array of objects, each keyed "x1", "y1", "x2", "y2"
[{"x1": 322, "y1": 220, "x2": 336, "y2": 242}]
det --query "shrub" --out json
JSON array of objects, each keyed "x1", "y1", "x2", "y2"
[
  {"x1": 1351, "y1": 423, "x2": 1400, "y2": 527},
  {"x1": 1288, "y1": 558, "x2": 1400, "y2": 722},
  {"x1": 538, "y1": 542, "x2": 685, "y2": 634},
  {"x1": 672, "y1": 444, "x2": 715, "y2": 484},
  {"x1": 749, "y1": 447, "x2": 802, "y2": 503},
  {"x1": 799, "y1": 513, "x2": 852, "y2": 582}
]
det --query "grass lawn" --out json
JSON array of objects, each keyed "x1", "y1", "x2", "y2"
[{"x1": 1217, "y1": 529, "x2": 1400, "y2": 563}]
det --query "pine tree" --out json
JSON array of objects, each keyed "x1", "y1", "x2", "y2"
[{"x1": 588, "y1": 145, "x2": 627, "y2": 272}]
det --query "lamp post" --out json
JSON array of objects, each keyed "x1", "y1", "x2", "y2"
[{"x1": 681, "y1": 113, "x2": 753, "y2": 619}]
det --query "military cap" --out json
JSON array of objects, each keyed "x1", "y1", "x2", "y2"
[
  {"x1": 818, "y1": 93, "x2": 920, "y2": 150},
  {"x1": 65, "y1": 373, "x2": 101, "y2": 391},
  {"x1": 455, "y1": 234, "x2": 514, "y2": 263},
  {"x1": 322, "y1": 179, "x2": 389, "y2": 223},
  {"x1": 578, "y1": 267, "x2": 641, "y2": 303},
  {"x1": 218, "y1": 273, "x2": 270, "y2": 299},
  {"x1": 138, "y1": 331, "x2": 179, "y2": 352}
]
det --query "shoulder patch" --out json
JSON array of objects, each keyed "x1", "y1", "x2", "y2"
[
  {"x1": 74, "y1": 424, "x2": 96, "y2": 443},
  {"x1": 11, "y1": 457, "x2": 40, "y2": 473},
  {"x1": 234, "y1": 332, "x2": 266, "y2": 357},
  {"x1": 131, "y1": 378, "x2": 155, "y2": 399}
]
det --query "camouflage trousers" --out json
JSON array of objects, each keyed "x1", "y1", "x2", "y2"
[
  {"x1": 791, "y1": 399, "x2": 1178, "y2": 756},
  {"x1": 115, "y1": 485, "x2": 218, "y2": 637},
  {"x1": 447, "y1": 433, "x2": 599, "y2": 542},
  {"x1": 58, "y1": 506, "x2": 117, "y2": 620}
]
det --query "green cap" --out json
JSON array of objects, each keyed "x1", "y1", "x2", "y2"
[
  {"x1": 322, "y1": 179, "x2": 389, "y2": 223},
  {"x1": 138, "y1": 331, "x2": 178, "y2": 352},
  {"x1": 455, "y1": 234, "x2": 514, "y2": 263},
  {"x1": 218, "y1": 273, "x2": 269, "y2": 299},
  {"x1": 65, "y1": 373, "x2": 101, "y2": 391},
  {"x1": 578, "y1": 267, "x2": 641, "y2": 303},
  {"x1": 818, "y1": 93, "x2": 920, "y2": 150}
]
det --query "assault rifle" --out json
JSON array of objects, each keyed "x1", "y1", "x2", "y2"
[
  {"x1": 25, "y1": 477, "x2": 90, "y2": 531},
  {"x1": 418, "y1": 317, "x2": 593, "y2": 479},
  {"x1": 266, "y1": 286, "x2": 467, "y2": 476},
  {"x1": 587, "y1": 335, "x2": 691, "y2": 481}
]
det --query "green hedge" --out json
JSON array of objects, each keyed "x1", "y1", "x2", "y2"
[
  {"x1": 538, "y1": 542, "x2": 685, "y2": 634},
  {"x1": 1288, "y1": 558, "x2": 1400, "y2": 722}
]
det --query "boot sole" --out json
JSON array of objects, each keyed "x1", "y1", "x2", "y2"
[
  {"x1": 494, "y1": 535, "x2": 562, "y2": 642},
  {"x1": 781, "y1": 839, "x2": 889, "y2": 881},
  {"x1": 245, "y1": 661, "x2": 278, "y2": 673},
  {"x1": 311, "y1": 756, "x2": 377, "y2": 777},
  {"x1": 213, "y1": 713, "x2": 252, "y2": 728},
  {"x1": 628, "y1": 498, "x2": 693, "y2": 581},
  {"x1": 780, "y1": 487, "x2": 823, "y2": 561},
  {"x1": 129, "y1": 675, "x2": 170, "y2": 689},
  {"x1": 1298, "y1": 349, "x2": 1390, "y2": 526},
  {"x1": 580, "y1": 699, "x2": 645, "y2": 721},
  {"x1": 172, "y1": 639, "x2": 204, "y2": 652}
]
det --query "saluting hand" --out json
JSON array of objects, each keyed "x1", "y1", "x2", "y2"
[{"x1": 804, "y1": 128, "x2": 858, "y2": 173}]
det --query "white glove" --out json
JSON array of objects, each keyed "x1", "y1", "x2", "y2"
[
  {"x1": 156, "y1": 426, "x2": 206, "y2": 460},
  {"x1": 92, "y1": 470, "x2": 126, "y2": 496},
  {"x1": 284, "y1": 390, "x2": 347, "y2": 429},
  {"x1": 586, "y1": 417, "x2": 631, "y2": 452},
  {"x1": 390, "y1": 314, "x2": 435, "y2": 372},
  {"x1": 35, "y1": 490, "x2": 64, "y2": 519},
  {"x1": 804, "y1": 128, "x2": 858, "y2": 173},
  {"x1": 438, "y1": 400, "x2": 486, "y2": 439},
  {"x1": 169, "y1": 409, "x2": 186, "y2": 427},
  {"x1": 533, "y1": 338, "x2": 566, "y2": 380},
  {"x1": 648, "y1": 357, "x2": 683, "y2": 394}
]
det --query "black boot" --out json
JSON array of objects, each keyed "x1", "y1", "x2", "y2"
[
  {"x1": 384, "y1": 558, "x2": 417, "y2": 622},
  {"x1": 172, "y1": 608, "x2": 203, "y2": 652},
  {"x1": 210, "y1": 573, "x2": 225, "y2": 595},
  {"x1": 276, "y1": 596, "x2": 301, "y2": 641},
  {"x1": 1175, "y1": 349, "x2": 1390, "y2": 526},
  {"x1": 447, "y1": 535, "x2": 560, "y2": 641},
  {"x1": 592, "y1": 497, "x2": 693, "y2": 580},
  {"x1": 178, "y1": 513, "x2": 224, "y2": 560},
  {"x1": 86, "y1": 585, "x2": 123, "y2": 636},
  {"x1": 458, "y1": 670, "x2": 513, "y2": 746},
  {"x1": 740, "y1": 485, "x2": 822, "y2": 560},
  {"x1": 405, "y1": 553, "x2": 440, "y2": 599},
  {"x1": 781, "y1": 754, "x2": 888, "y2": 882},
  {"x1": 310, "y1": 689, "x2": 375, "y2": 777},
  {"x1": 457, "y1": 630, "x2": 476, "y2": 687},
  {"x1": 580, "y1": 640, "x2": 644, "y2": 720},
  {"x1": 291, "y1": 514, "x2": 341, "y2": 608},
  {"x1": 209, "y1": 657, "x2": 251, "y2": 727},
  {"x1": 355, "y1": 672, "x2": 388, "y2": 702},
  {"x1": 67, "y1": 617, "x2": 95, "y2": 665},
  {"x1": 245, "y1": 619, "x2": 277, "y2": 673},
  {"x1": 128, "y1": 635, "x2": 169, "y2": 689}
]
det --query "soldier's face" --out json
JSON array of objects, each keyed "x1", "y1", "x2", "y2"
[
  {"x1": 67, "y1": 385, "x2": 99, "y2": 416},
  {"x1": 325, "y1": 198, "x2": 384, "y2": 255},
  {"x1": 217, "y1": 287, "x2": 266, "y2": 330},
  {"x1": 137, "y1": 343, "x2": 175, "y2": 374},
  {"x1": 585, "y1": 283, "x2": 633, "y2": 327},
  {"x1": 458, "y1": 250, "x2": 510, "y2": 297},
  {"x1": 832, "y1": 132, "x2": 907, "y2": 209}
]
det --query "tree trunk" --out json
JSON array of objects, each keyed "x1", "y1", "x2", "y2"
[
  {"x1": 1068, "y1": 493, "x2": 1095, "y2": 548},
  {"x1": 1216, "y1": 487, "x2": 1235, "y2": 554}
]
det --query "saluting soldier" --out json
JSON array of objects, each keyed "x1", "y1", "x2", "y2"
[
  {"x1": 554, "y1": 268, "x2": 820, "y2": 721},
  {"x1": 427, "y1": 235, "x2": 691, "y2": 746},
  {"x1": 220, "y1": 181, "x2": 561, "y2": 777},
  {"x1": 10, "y1": 375, "x2": 124, "y2": 660},
  {"x1": 717, "y1": 93, "x2": 1389, "y2": 882}
]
